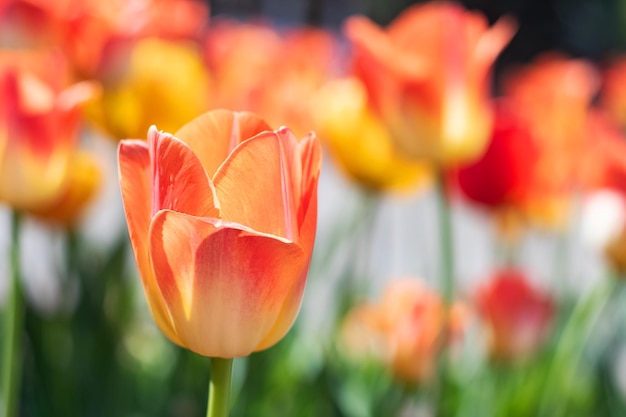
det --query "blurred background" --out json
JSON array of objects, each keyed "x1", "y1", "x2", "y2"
[{"x1": 2, "y1": 0, "x2": 626, "y2": 416}]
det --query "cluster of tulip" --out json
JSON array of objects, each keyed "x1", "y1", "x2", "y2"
[{"x1": 2, "y1": 0, "x2": 626, "y2": 416}]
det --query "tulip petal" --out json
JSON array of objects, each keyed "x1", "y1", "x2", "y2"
[
  {"x1": 213, "y1": 129, "x2": 303, "y2": 241},
  {"x1": 293, "y1": 132, "x2": 322, "y2": 249},
  {"x1": 118, "y1": 139, "x2": 181, "y2": 344},
  {"x1": 148, "y1": 126, "x2": 220, "y2": 217},
  {"x1": 148, "y1": 210, "x2": 308, "y2": 357},
  {"x1": 175, "y1": 109, "x2": 272, "y2": 177},
  {"x1": 474, "y1": 15, "x2": 517, "y2": 78}
]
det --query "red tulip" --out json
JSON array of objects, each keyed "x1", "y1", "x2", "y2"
[
  {"x1": 456, "y1": 100, "x2": 540, "y2": 209},
  {"x1": 477, "y1": 269, "x2": 554, "y2": 361},
  {"x1": 118, "y1": 110, "x2": 321, "y2": 357}
]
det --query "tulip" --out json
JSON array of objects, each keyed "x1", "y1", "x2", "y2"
[
  {"x1": 502, "y1": 54, "x2": 598, "y2": 228},
  {"x1": 454, "y1": 100, "x2": 539, "y2": 240},
  {"x1": 344, "y1": 2, "x2": 516, "y2": 166},
  {"x1": 0, "y1": 0, "x2": 208, "y2": 77},
  {"x1": 0, "y1": 52, "x2": 100, "y2": 212},
  {"x1": 118, "y1": 109, "x2": 321, "y2": 358},
  {"x1": 313, "y1": 77, "x2": 431, "y2": 192},
  {"x1": 27, "y1": 151, "x2": 102, "y2": 227},
  {"x1": 204, "y1": 20, "x2": 337, "y2": 137},
  {"x1": 477, "y1": 269, "x2": 554, "y2": 361},
  {"x1": 340, "y1": 278, "x2": 464, "y2": 384}
]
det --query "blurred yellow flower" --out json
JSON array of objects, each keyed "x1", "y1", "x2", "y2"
[
  {"x1": 28, "y1": 151, "x2": 102, "y2": 227},
  {"x1": 87, "y1": 38, "x2": 211, "y2": 140},
  {"x1": 314, "y1": 78, "x2": 431, "y2": 192}
]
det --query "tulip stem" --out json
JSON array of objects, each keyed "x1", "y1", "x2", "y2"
[
  {"x1": 436, "y1": 170, "x2": 455, "y2": 306},
  {"x1": 207, "y1": 357, "x2": 233, "y2": 417},
  {"x1": 434, "y1": 170, "x2": 455, "y2": 416},
  {"x1": 2, "y1": 211, "x2": 23, "y2": 417}
]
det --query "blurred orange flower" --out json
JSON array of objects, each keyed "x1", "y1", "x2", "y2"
[
  {"x1": 477, "y1": 269, "x2": 554, "y2": 361},
  {"x1": 118, "y1": 110, "x2": 321, "y2": 358},
  {"x1": 344, "y1": 2, "x2": 515, "y2": 166},
  {"x1": 582, "y1": 111, "x2": 626, "y2": 195},
  {"x1": 503, "y1": 53, "x2": 598, "y2": 228},
  {"x1": 0, "y1": 0, "x2": 208, "y2": 77},
  {"x1": 0, "y1": 51, "x2": 101, "y2": 220},
  {"x1": 204, "y1": 20, "x2": 338, "y2": 138},
  {"x1": 341, "y1": 278, "x2": 465, "y2": 384},
  {"x1": 87, "y1": 37, "x2": 211, "y2": 140},
  {"x1": 313, "y1": 77, "x2": 432, "y2": 192}
]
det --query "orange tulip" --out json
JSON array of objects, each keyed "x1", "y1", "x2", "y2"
[
  {"x1": 344, "y1": 2, "x2": 515, "y2": 166},
  {"x1": 118, "y1": 110, "x2": 321, "y2": 357},
  {"x1": 502, "y1": 54, "x2": 598, "y2": 228},
  {"x1": 204, "y1": 20, "x2": 337, "y2": 137},
  {"x1": 0, "y1": 51, "x2": 100, "y2": 212},
  {"x1": 0, "y1": 0, "x2": 208, "y2": 77},
  {"x1": 340, "y1": 278, "x2": 465, "y2": 384},
  {"x1": 477, "y1": 269, "x2": 554, "y2": 361}
]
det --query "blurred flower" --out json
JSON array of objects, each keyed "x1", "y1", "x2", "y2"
[
  {"x1": 118, "y1": 109, "x2": 321, "y2": 358},
  {"x1": 455, "y1": 99, "x2": 539, "y2": 239},
  {"x1": 313, "y1": 77, "x2": 431, "y2": 192},
  {"x1": 0, "y1": 50, "x2": 101, "y2": 216},
  {"x1": 204, "y1": 20, "x2": 338, "y2": 137},
  {"x1": 503, "y1": 53, "x2": 599, "y2": 228},
  {"x1": 600, "y1": 56, "x2": 626, "y2": 130},
  {"x1": 344, "y1": 2, "x2": 515, "y2": 166},
  {"x1": 0, "y1": 0, "x2": 208, "y2": 77},
  {"x1": 581, "y1": 111, "x2": 626, "y2": 195},
  {"x1": 341, "y1": 278, "x2": 464, "y2": 384},
  {"x1": 477, "y1": 269, "x2": 554, "y2": 361},
  {"x1": 87, "y1": 37, "x2": 211, "y2": 140},
  {"x1": 28, "y1": 151, "x2": 102, "y2": 227},
  {"x1": 580, "y1": 115, "x2": 626, "y2": 274}
]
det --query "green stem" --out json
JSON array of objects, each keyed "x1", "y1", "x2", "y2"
[
  {"x1": 436, "y1": 170, "x2": 455, "y2": 307},
  {"x1": 434, "y1": 170, "x2": 455, "y2": 416},
  {"x1": 207, "y1": 357, "x2": 234, "y2": 417},
  {"x1": 537, "y1": 278, "x2": 616, "y2": 417},
  {"x1": 2, "y1": 211, "x2": 23, "y2": 417}
]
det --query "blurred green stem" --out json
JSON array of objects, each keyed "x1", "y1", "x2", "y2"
[
  {"x1": 434, "y1": 169, "x2": 455, "y2": 416},
  {"x1": 436, "y1": 170, "x2": 454, "y2": 306},
  {"x1": 2, "y1": 211, "x2": 23, "y2": 417},
  {"x1": 538, "y1": 278, "x2": 616, "y2": 417},
  {"x1": 207, "y1": 357, "x2": 233, "y2": 417}
]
